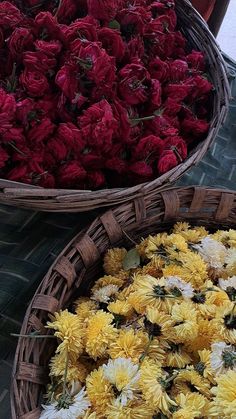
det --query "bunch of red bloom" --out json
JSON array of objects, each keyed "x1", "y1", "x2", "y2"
[{"x1": 0, "y1": 0, "x2": 212, "y2": 189}]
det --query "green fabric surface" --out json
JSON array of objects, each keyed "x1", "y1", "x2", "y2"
[{"x1": 0, "y1": 54, "x2": 235, "y2": 418}]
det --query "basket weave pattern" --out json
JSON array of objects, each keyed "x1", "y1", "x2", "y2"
[
  {"x1": 0, "y1": 0, "x2": 230, "y2": 212},
  {"x1": 11, "y1": 186, "x2": 236, "y2": 418}
]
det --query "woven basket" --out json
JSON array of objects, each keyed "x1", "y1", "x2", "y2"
[
  {"x1": 11, "y1": 186, "x2": 236, "y2": 419},
  {"x1": 0, "y1": 0, "x2": 230, "y2": 212}
]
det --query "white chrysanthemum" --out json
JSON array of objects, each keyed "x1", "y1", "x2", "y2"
[
  {"x1": 165, "y1": 276, "x2": 194, "y2": 298},
  {"x1": 194, "y1": 237, "x2": 227, "y2": 269},
  {"x1": 218, "y1": 276, "x2": 236, "y2": 290},
  {"x1": 91, "y1": 285, "x2": 119, "y2": 303},
  {"x1": 103, "y1": 358, "x2": 140, "y2": 406},
  {"x1": 40, "y1": 388, "x2": 90, "y2": 419},
  {"x1": 211, "y1": 342, "x2": 236, "y2": 375},
  {"x1": 225, "y1": 248, "x2": 236, "y2": 267}
]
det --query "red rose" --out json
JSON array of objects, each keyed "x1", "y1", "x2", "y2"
[
  {"x1": 57, "y1": 161, "x2": 87, "y2": 188},
  {"x1": 118, "y1": 60, "x2": 150, "y2": 105},
  {"x1": 35, "y1": 12, "x2": 64, "y2": 42},
  {"x1": 20, "y1": 69, "x2": 49, "y2": 97},
  {"x1": 8, "y1": 28, "x2": 34, "y2": 61},
  {"x1": 0, "y1": 2, "x2": 22, "y2": 29},
  {"x1": 124, "y1": 36, "x2": 145, "y2": 61},
  {"x1": 158, "y1": 149, "x2": 178, "y2": 174},
  {"x1": 34, "y1": 40, "x2": 62, "y2": 57},
  {"x1": 0, "y1": 146, "x2": 9, "y2": 169},
  {"x1": 55, "y1": 64, "x2": 79, "y2": 102},
  {"x1": 65, "y1": 16, "x2": 98, "y2": 43},
  {"x1": 78, "y1": 99, "x2": 118, "y2": 153},
  {"x1": 54, "y1": 0, "x2": 77, "y2": 23},
  {"x1": 23, "y1": 51, "x2": 57, "y2": 72},
  {"x1": 27, "y1": 117, "x2": 55, "y2": 143},
  {"x1": 169, "y1": 59, "x2": 188, "y2": 81},
  {"x1": 76, "y1": 42, "x2": 116, "y2": 89},
  {"x1": 186, "y1": 50, "x2": 205, "y2": 72},
  {"x1": 57, "y1": 123, "x2": 85, "y2": 152},
  {"x1": 181, "y1": 117, "x2": 209, "y2": 139},
  {"x1": 86, "y1": 170, "x2": 105, "y2": 188},
  {"x1": 132, "y1": 135, "x2": 164, "y2": 162},
  {"x1": 87, "y1": 0, "x2": 118, "y2": 22},
  {"x1": 98, "y1": 28, "x2": 125, "y2": 61},
  {"x1": 148, "y1": 58, "x2": 169, "y2": 82}
]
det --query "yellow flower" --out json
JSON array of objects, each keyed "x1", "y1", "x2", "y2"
[
  {"x1": 92, "y1": 275, "x2": 125, "y2": 292},
  {"x1": 171, "y1": 302, "x2": 199, "y2": 343},
  {"x1": 165, "y1": 233, "x2": 189, "y2": 255},
  {"x1": 46, "y1": 310, "x2": 83, "y2": 359},
  {"x1": 91, "y1": 284, "x2": 119, "y2": 303},
  {"x1": 178, "y1": 251, "x2": 208, "y2": 288},
  {"x1": 196, "y1": 349, "x2": 215, "y2": 384},
  {"x1": 215, "y1": 302, "x2": 236, "y2": 344},
  {"x1": 136, "y1": 255, "x2": 164, "y2": 277},
  {"x1": 107, "y1": 300, "x2": 134, "y2": 317},
  {"x1": 86, "y1": 367, "x2": 114, "y2": 414},
  {"x1": 105, "y1": 400, "x2": 154, "y2": 419},
  {"x1": 139, "y1": 362, "x2": 177, "y2": 414},
  {"x1": 185, "y1": 318, "x2": 221, "y2": 352},
  {"x1": 49, "y1": 352, "x2": 88, "y2": 383},
  {"x1": 174, "y1": 369, "x2": 211, "y2": 398},
  {"x1": 108, "y1": 329, "x2": 148, "y2": 363},
  {"x1": 85, "y1": 311, "x2": 118, "y2": 359},
  {"x1": 74, "y1": 298, "x2": 98, "y2": 323},
  {"x1": 212, "y1": 229, "x2": 236, "y2": 248},
  {"x1": 210, "y1": 370, "x2": 236, "y2": 418},
  {"x1": 82, "y1": 410, "x2": 98, "y2": 419},
  {"x1": 145, "y1": 307, "x2": 175, "y2": 342},
  {"x1": 165, "y1": 343, "x2": 192, "y2": 369},
  {"x1": 225, "y1": 248, "x2": 236, "y2": 276},
  {"x1": 173, "y1": 223, "x2": 208, "y2": 243},
  {"x1": 173, "y1": 392, "x2": 209, "y2": 419},
  {"x1": 136, "y1": 233, "x2": 168, "y2": 259},
  {"x1": 103, "y1": 248, "x2": 127, "y2": 275}
]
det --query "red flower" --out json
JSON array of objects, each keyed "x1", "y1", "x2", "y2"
[
  {"x1": 27, "y1": 117, "x2": 55, "y2": 143},
  {"x1": 148, "y1": 58, "x2": 169, "y2": 83},
  {"x1": 57, "y1": 123, "x2": 85, "y2": 152},
  {"x1": 16, "y1": 98, "x2": 35, "y2": 126},
  {"x1": 117, "y1": 6, "x2": 151, "y2": 39},
  {"x1": 124, "y1": 36, "x2": 145, "y2": 61},
  {"x1": 164, "y1": 82, "x2": 192, "y2": 102},
  {"x1": 38, "y1": 173, "x2": 55, "y2": 188},
  {"x1": 181, "y1": 117, "x2": 210, "y2": 139},
  {"x1": 46, "y1": 137, "x2": 68, "y2": 163},
  {"x1": 2, "y1": 127, "x2": 25, "y2": 145},
  {"x1": 187, "y1": 50, "x2": 205, "y2": 72},
  {"x1": 20, "y1": 69, "x2": 49, "y2": 97},
  {"x1": 129, "y1": 161, "x2": 153, "y2": 182},
  {"x1": 158, "y1": 149, "x2": 178, "y2": 174},
  {"x1": 105, "y1": 157, "x2": 127, "y2": 174},
  {"x1": 0, "y1": 2, "x2": 22, "y2": 29},
  {"x1": 118, "y1": 60, "x2": 150, "y2": 105},
  {"x1": 35, "y1": 12, "x2": 64, "y2": 42},
  {"x1": 98, "y1": 28, "x2": 125, "y2": 61},
  {"x1": 150, "y1": 79, "x2": 162, "y2": 108},
  {"x1": 34, "y1": 39, "x2": 62, "y2": 57},
  {"x1": 8, "y1": 28, "x2": 34, "y2": 61},
  {"x1": 111, "y1": 100, "x2": 131, "y2": 143},
  {"x1": 0, "y1": 89, "x2": 16, "y2": 127},
  {"x1": 187, "y1": 75, "x2": 213, "y2": 100},
  {"x1": 0, "y1": 146, "x2": 9, "y2": 169},
  {"x1": 64, "y1": 16, "x2": 98, "y2": 43},
  {"x1": 86, "y1": 170, "x2": 106, "y2": 188},
  {"x1": 132, "y1": 135, "x2": 164, "y2": 162},
  {"x1": 23, "y1": 51, "x2": 57, "y2": 73},
  {"x1": 164, "y1": 135, "x2": 187, "y2": 160},
  {"x1": 57, "y1": 161, "x2": 87, "y2": 187},
  {"x1": 169, "y1": 59, "x2": 188, "y2": 81},
  {"x1": 87, "y1": 0, "x2": 118, "y2": 22},
  {"x1": 55, "y1": 63, "x2": 79, "y2": 101},
  {"x1": 54, "y1": 0, "x2": 77, "y2": 23},
  {"x1": 0, "y1": 28, "x2": 4, "y2": 48},
  {"x1": 78, "y1": 100, "x2": 118, "y2": 153},
  {"x1": 163, "y1": 97, "x2": 181, "y2": 117}
]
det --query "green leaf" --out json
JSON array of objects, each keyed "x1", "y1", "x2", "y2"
[
  {"x1": 122, "y1": 248, "x2": 140, "y2": 270},
  {"x1": 108, "y1": 20, "x2": 120, "y2": 30}
]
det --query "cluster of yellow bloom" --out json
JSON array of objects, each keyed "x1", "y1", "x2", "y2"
[{"x1": 40, "y1": 223, "x2": 236, "y2": 419}]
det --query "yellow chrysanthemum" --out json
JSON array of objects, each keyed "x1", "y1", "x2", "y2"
[
  {"x1": 225, "y1": 248, "x2": 236, "y2": 276},
  {"x1": 108, "y1": 329, "x2": 148, "y2": 363},
  {"x1": 91, "y1": 275, "x2": 125, "y2": 292},
  {"x1": 107, "y1": 300, "x2": 134, "y2": 317},
  {"x1": 195, "y1": 349, "x2": 215, "y2": 384},
  {"x1": 49, "y1": 352, "x2": 88, "y2": 383},
  {"x1": 145, "y1": 307, "x2": 175, "y2": 342},
  {"x1": 210, "y1": 370, "x2": 236, "y2": 418},
  {"x1": 82, "y1": 410, "x2": 98, "y2": 419},
  {"x1": 86, "y1": 367, "x2": 114, "y2": 414},
  {"x1": 185, "y1": 318, "x2": 221, "y2": 352},
  {"x1": 139, "y1": 362, "x2": 177, "y2": 415},
  {"x1": 136, "y1": 255, "x2": 164, "y2": 278},
  {"x1": 164, "y1": 343, "x2": 192, "y2": 369},
  {"x1": 103, "y1": 248, "x2": 127, "y2": 275},
  {"x1": 173, "y1": 223, "x2": 208, "y2": 243},
  {"x1": 136, "y1": 233, "x2": 168, "y2": 259},
  {"x1": 165, "y1": 233, "x2": 189, "y2": 255},
  {"x1": 178, "y1": 251, "x2": 208, "y2": 288},
  {"x1": 215, "y1": 302, "x2": 236, "y2": 344},
  {"x1": 173, "y1": 392, "x2": 209, "y2": 419},
  {"x1": 105, "y1": 400, "x2": 154, "y2": 419},
  {"x1": 174, "y1": 369, "x2": 211, "y2": 398},
  {"x1": 74, "y1": 298, "x2": 98, "y2": 323},
  {"x1": 85, "y1": 311, "x2": 118, "y2": 359},
  {"x1": 46, "y1": 310, "x2": 83, "y2": 359},
  {"x1": 212, "y1": 229, "x2": 236, "y2": 248},
  {"x1": 171, "y1": 302, "x2": 199, "y2": 343}
]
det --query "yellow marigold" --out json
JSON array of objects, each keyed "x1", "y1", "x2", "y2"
[
  {"x1": 86, "y1": 367, "x2": 114, "y2": 414},
  {"x1": 74, "y1": 298, "x2": 98, "y2": 323},
  {"x1": 85, "y1": 311, "x2": 118, "y2": 359},
  {"x1": 173, "y1": 392, "x2": 210, "y2": 419},
  {"x1": 105, "y1": 400, "x2": 154, "y2": 419},
  {"x1": 139, "y1": 362, "x2": 177, "y2": 415},
  {"x1": 46, "y1": 310, "x2": 83, "y2": 359},
  {"x1": 91, "y1": 275, "x2": 125, "y2": 292},
  {"x1": 215, "y1": 302, "x2": 236, "y2": 344},
  {"x1": 107, "y1": 300, "x2": 134, "y2": 317},
  {"x1": 171, "y1": 302, "x2": 199, "y2": 343},
  {"x1": 49, "y1": 352, "x2": 88, "y2": 383},
  {"x1": 108, "y1": 329, "x2": 147, "y2": 363},
  {"x1": 210, "y1": 370, "x2": 236, "y2": 418},
  {"x1": 178, "y1": 251, "x2": 208, "y2": 288},
  {"x1": 174, "y1": 369, "x2": 211, "y2": 398},
  {"x1": 103, "y1": 248, "x2": 127, "y2": 275},
  {"x1": 185, "y1": 318, "x2": 221, "y2": 352},
  {"x1": 164, "y1": 343, "x2": 192, "y2": 369}
]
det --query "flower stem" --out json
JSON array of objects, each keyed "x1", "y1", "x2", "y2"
[
  {"x1": 139, "y1": 335, "x2": 153, "y2": 363},
  {"x1": 11, "y1": 333, "x2": 56, "y2": 338},
  {"x1": 63, "y1": 348, "x2": 69, "y2": 396}
]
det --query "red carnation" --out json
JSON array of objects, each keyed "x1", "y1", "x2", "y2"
[
  {"x1": 8, "y1": 28, "x2": 34, "y2": 61},
  {"x1": 87, "y1": 0, "x2": 118, "y2": 22},
  {"x1": 105, "y1": 157, "x2": 127, "y2": 174},
  {"x1": 129, "y1": 161, "x2": 153, "y2": 182},
  {"x1": 65, "y1": 16, "x2": 98, "y2": 43},
  {"x1": 181, "y1": 117, "x2": 210, "y2": 139},
  {"x1": 164, "y1": 97, "x2": 181, "y2": 117},
  {"x1": 124, "y1": 36, "x2": 145, "y2": 61},
  {"x1": 111, "y1": 100, "x2": 131, "y2": 142},
  {"x1": 169, "y1": 59, "x2": 188, "y2": 82},
  {"x1": 150, "y1": 79, "x2": 162, "y2": 108},
  {"x1": 46, "y1": 137, "x2": 68, "y2": 163},
  {"x1": 0, "y1": 146, "x2": 9, "y2": 169},
  {"x1": 35, "y1": 12, "x2": 64, "y2": 42},
  {"x1": 0, "y1": 29, "x2": 4, "y2": 49},
  {"x1": 54, "y1": 0, "x2": 77, "y2": 23},
  {"x1": 132, "y1": 135, "x2": 164, "y2": 162},
  {"x1": 0, "y1": 2, "x2": 22, "y2": 29},
  {"x1": 118, "y1": 60, "x2": 150, "y2": 105},
  {"x1": 187, "y1": 75, "x2": 213, "y2": 100},
  {"x1": 2, "y1": 127, "x2": 25, "y2": 146},
  {"x1": 20, "y1": 69, "x2": 49, "y2": 97},
  {"x1": 0, "y1": 89, "x2": 16, "y2": 126},
  {"x1": 148, "y1": 58, "x2": 169, "y2": 83},
  {"x1": 117, "y1": 7, "x2": 151, "y2": 39},
  {"x1": 164, "y1": 135, "x2": 187, "y2": 160},
  {"x1": 187, "y1": 50, "x2": 205, "y2": 71},
  {"x1": 55, "y1": 64, "x2": 79, "y2": 102},
  {"x1": 98, "y1": 28, "x2": 125, "y2": 61},
  {"x1": 158, "y1": 149, "x2": 178, "y2": 174},
  {"x1": 164, "y1": 82, "x2": 192, "y2": 102},
  {"x1": 34, "y1": 40, "x2": 62, "y2": 57},
  {"x1": 58, "y1": 161, "x2": 87, "y2": 187},
  {"x1": 23, "y1": 51, "x2": 57, "y2": 73},
  {"x1": 57, "y1": 123, "x2": 85, "y2": 152},
  {"x1": 27, "y1": 117, "x2": 55, "y2": 143},
  {"x1": 86, "y1": 170, "x2": 105, "y2": 188}
]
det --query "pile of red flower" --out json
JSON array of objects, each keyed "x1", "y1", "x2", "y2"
[{"x1": 0, "y1": 0, "x2": 213, "y2": 189}]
